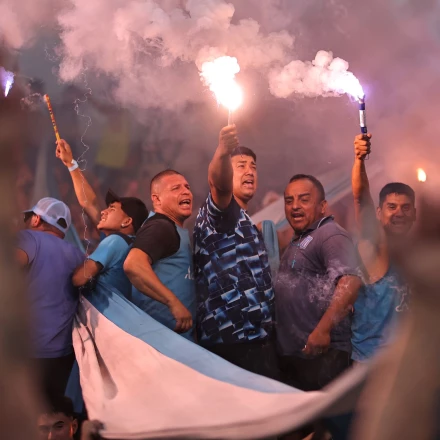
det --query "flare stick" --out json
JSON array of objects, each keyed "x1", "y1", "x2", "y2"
[
  {"x1": 358, "y1": 96, "x2": 367, "y2": 135},
  {"x1": 44, "y1": 94, "x2": 61, "y2": 141}
]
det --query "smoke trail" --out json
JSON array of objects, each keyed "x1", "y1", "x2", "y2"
[{"x1": 268, "y1": 50, "x2": 363, "y2": 99}]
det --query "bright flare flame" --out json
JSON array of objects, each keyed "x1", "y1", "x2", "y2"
[
  {"x1": 5, "y1": 79, "x2": 13, "y2": 97},
  {"x1": 333, "y1": 72, "x2": 364, "y2": 101},
  {"x1": 0, "y1": 67, "x2": 14, "y2": 97},
  {"x1": 417, "y1": 168, "x2": 427, "y2": 182},
  {"x1": 200, "y1": 56, "x2": 243, "y2": 112}
]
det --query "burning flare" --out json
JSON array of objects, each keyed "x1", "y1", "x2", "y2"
[
  {"x1": 335, "y1": 71, "x2": 364, "y2": 101},
  {"x1": 417, "y1": 168, "x2": 427, "y2": 182},
  {"x1": 0, "y1": 67, "x2": 14, "y2": 97},
  {"x1": 200, "y1": 56, "x2": 243, "y2": 114}
]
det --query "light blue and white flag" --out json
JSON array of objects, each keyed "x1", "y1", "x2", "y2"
[{"x1": 73, "y1": 284, "x2": 368, "y2": 439}]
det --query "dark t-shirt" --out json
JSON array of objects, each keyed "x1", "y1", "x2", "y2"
[
  {"x1": 133, "y1": 213, "x2": 180, "y2": 263},
  {"x1": 275, "y1": 216, "x2": 361, "y2": 357}
]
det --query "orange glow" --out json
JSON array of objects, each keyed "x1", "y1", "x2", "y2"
[{"x1": 417, "y1": 168, "x2": 427, "y2": 182}]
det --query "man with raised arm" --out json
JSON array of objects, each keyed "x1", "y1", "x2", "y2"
[
  {"x1": 351, "y1": 134, "x2": 415, "y2": 362},
  {"x1": 56, "y1": 139, "x2": 148, "y2": 298},
  {"x1": 193, "y1": 125, "x2": 278, "y2": 378}
]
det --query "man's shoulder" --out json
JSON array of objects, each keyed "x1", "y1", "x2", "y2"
[
  {"x1": 316, "y1": 218, "x2": 351, "y2": 240},
  {"x1": 137, "y1": 213, "x2": 177, "y2": 235},
  {"x1": 195, "y1": 193, "x2": 243, "y2": 226},
  {"x1": 93, "y1": 234, "x2": 130, "y2": 257},
  {"x1": 18, "y1": 229, "x2": 44, "y2": 241},
  {"x1": 20, "y1": 230, "x2": 65, "y2": 247},
  {"x1": 100, "y1": 233, "x2": 131, "y2": 247}
]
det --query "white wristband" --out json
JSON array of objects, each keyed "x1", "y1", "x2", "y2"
[{"x1": 68, "y1": 160, "x2": 79, "y2": 172}]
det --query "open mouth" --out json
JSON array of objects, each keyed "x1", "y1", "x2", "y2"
[
  {"x1": 179, "y1": 199, "x2": 191, "y2": 207},
  {"x1": 291, "y1": 213, "x2": 304, "y2": 220},
  {"x1": 243, "y1": 180, "x2": 254, "y2": 187}
]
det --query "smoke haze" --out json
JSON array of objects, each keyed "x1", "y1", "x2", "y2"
[{"x1": 1, "y1": 0, "x2": 440, "y2": 209}]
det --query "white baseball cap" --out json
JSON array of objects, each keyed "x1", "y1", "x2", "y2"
[{"x1": 24, "y1": 197, "x2": 72, "y2": 234}]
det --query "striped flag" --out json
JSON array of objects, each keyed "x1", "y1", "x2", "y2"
[{"x1": 73, "y1": 285, "x2": 368, "y2": 439}]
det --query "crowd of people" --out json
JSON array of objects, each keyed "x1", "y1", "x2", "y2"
[{"x1": 17, "y1": 124, "x2": 416, "y2": 439}]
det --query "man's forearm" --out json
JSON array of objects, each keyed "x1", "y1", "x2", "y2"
[
  {"x1": 69, "y1": 168, "x2": 101, "y2": 226},
  {"x1": 72, "y1": 260, "x2": 101, "y2": 287},
  {"x1": 316, "y1": 275, "x2": 362, "y2": 334},
  {"x1": 352, "y1": 158, "x2": 373, "y2": 204},
  {"x1": 208, "y1": 146, "x2": 233, "y2": 193},
  {"x1": 125, "y1": 259, "x2": 180, "y2": 307},
  {"x1": 352, "y1": 159, "x2": 379, "y2": 240}
]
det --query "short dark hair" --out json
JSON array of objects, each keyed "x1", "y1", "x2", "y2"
[
  {"x1": 24, "y1": 211, "x2": 66, "y2": 237},
  {"x1": 289, "y1": 174, "x2": 326, "y2": 202},
  {"x1": 150, "y1": 169, "x2": 182, "y2": 193},
  {"x1": 231, "y1": 146, "x2": 257, "y2": 162},
  {"x1": 379, "y1": 182, "x2": 415, "y2": 207},
  {"x1": 46, "y1": 395, "x2": 75, "y2": 418}
]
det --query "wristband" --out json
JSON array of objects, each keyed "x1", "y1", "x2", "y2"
[{"x1": 68, "y1": 160, "x2": 79, "y2": 172}]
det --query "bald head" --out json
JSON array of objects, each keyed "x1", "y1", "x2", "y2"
[
  {"x1": 150, "y1": 170, "x2": 182, "y2": 195},
  {"x1": 149, "y1": 169, "x2": 193, "y2": 227}
]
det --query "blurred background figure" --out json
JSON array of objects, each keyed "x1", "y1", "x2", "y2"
[
  {"x1": 37, "y1": 396, "x2": 78, "y2": 440},
  {"x1": 17, "y1": 198, "x2": 84, "y2": 402}
]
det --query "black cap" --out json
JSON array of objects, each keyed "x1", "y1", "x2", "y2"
[{"x1": 105, "y1": 189, "x2": 149, "y2": 233}]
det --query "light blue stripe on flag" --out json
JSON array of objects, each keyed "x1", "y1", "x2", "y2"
[{"x1": 85, "y1": 285, "x2": 297, "y2": 394}]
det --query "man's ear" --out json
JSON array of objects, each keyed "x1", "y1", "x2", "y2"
[
  {"x1": 151, "y1": 193, "x2": 160, "y2": 207},
  {"x1": 31, "y1": 214, "x2": 41, "y2": 228},
  {"x1": 376, "y1": 206, "x2": 382, "y2": 221},
  {"x1": 71, "y1": 419, "x2": 78, "y2": 435},
  {"x1": 320, "y1": 200, "x2": 328, "y2": 215},
  {"x1": 122, "y1": 217, "x2": 133, "y2": 228}
]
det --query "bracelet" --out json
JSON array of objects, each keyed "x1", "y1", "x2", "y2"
[{"x1": 68, "y1": 160, "x2": 79, "y2": 172}]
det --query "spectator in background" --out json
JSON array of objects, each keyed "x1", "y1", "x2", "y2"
[
  {"x1": 351, "y1": 134, "x2": 415, "y2": 362},
  {"x1": 37, "y1": 396, "x2": 78, "y2": 440},
  {"x1": 37, "y1": 395, "x2": 103, "y2": 440},
  {"x1": 56, "y1": 139, "x2": 148, "y2": 299},
  {"x1": 193, "y1": 126, "x2": 278, "y2": 379},
  {"x1": 16, "y1": 198, "x2": 84, "y2": 401},
  {"x1": 276, "y1": 174, "x2": 362, "y2": 391}
]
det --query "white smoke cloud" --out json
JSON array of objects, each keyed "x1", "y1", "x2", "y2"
[
  {"x1": 54, "y1": 0, "x2": 296, "y2": 109},
  {"x1": 0, "y1": 0, "x2": 61, "y2": 49},
  {"x1": 1, "y1": 0, "x2": 361, "y2": 110},
  {"x1": 268, "y1": 50, "x2": 363, "y2": 99}
]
